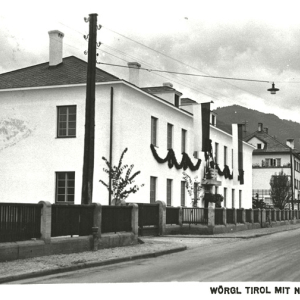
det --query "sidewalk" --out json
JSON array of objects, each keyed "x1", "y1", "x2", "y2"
[{"x1": 1, "y1": 222, "x2": 300, "y2": 284}]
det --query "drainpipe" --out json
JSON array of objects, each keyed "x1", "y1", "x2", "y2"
[
  {"x1": 290, "y1": 148, "x2": 294, "y2": 210},
  {"x1": 109, "y1": 87, "x2": 114, "y2": 205}
]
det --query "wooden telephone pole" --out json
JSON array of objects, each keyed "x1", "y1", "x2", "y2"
[{"x1": 81, "y1": 13, "x2": 98, "y2": 205}]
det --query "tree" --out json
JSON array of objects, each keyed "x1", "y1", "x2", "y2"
[
  {"x1": 100, "y1": 148, "x2": 144, "y2": 205},
  {"x1": 269, "y1": 170, "x2": 291, "y2": 210},
  {"x1": 252, "y1": 198, "x2": 267, "y2": 209},
  {"x1": 182, "y1": 171, "x2": 204, "y2": 207}
]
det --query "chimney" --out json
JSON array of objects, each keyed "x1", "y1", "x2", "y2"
[
  {"x1": 48, "y1": 30, "x2": 64, "y2": 66},
  {"x1": 163, "y1": 82, "x2": 173, "y2": 88},
  {"x1": 128, "y1": 62, "x2": 141, "y2": 87},
  {"x1": 263, "y1": 127, "x2": 268, "y2": 134},
  {"x1": 286, "y1": 139, "x2": 295, "y2": 149},
  {"x1": 258, "y1": 122, "x2": 263, "y2": 132}
]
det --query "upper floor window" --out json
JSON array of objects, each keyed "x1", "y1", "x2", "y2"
[
  {"x1": 167, "y1": 123, "x2": 173, "y2": 150},
  {"x1": 232, "y1": 189, "x2": 235, "y2": 208},
  {"x1": 224, "y1": 146, "x2": 227, "y2": 165},
  {"x1": 257, "y1": 143, "x2": 262, "y2": 149},
  {"x1": 264, "y1": 158, "x2": 281, "y2": 167},
  {"x1": 224, "y1": 187, "x2": 227, "y2": 207},
  {"x1": 151, "y1": 117, "x2": 158, "y2": 146},
  {"x1": 214, "y1": 142, "x2": 219, "y2": 164},
  {"x1": 239, "y1": 190, "x2": 242, "y2": 208},
  {"x1": 181, "y1": 129, "x2": 187, "y2": 153},
  {"x1": 56, "y1": 172, "x2": 75, "y2": 203},
  {"x1": 57, "y1": 106, "x2": 76, "y2": 138}
]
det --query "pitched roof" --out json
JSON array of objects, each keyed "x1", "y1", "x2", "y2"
[
  {"x1": 0, "y1": 56, "x2": 120, "y2": 90},
  {"x1": 245, "y1": 130, "x2": 294, "y2": 153}
]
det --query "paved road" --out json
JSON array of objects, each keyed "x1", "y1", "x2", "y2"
[{"x1": 10, "y1": 229, "x2": 300, "y2": 283}]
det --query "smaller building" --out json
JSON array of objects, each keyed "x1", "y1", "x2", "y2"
[{"x1": 246, "y1": 123, "x2": 300, "y2": 208}]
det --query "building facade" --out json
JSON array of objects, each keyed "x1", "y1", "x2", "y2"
[
  {"x1": 0, "y1": 30, "x2": 254, "y2": 208},
  {"x1": 246, "y1": 123, "x2": 300, "y2": 208}
]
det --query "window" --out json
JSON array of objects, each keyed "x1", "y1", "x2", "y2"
[
  {"x1": 231, "y1": 149, "x2": 233, "y2": 168},
  {"x1": 239, "y1": 190, "x2": 242, "y2": 208},
  {"x1": 150, "y1": 176, "x2": 157, "y2": 203},
  {"x1": 151, "y1": 117, "x2": 158, "y2": 146},
  {"x1": 265, "y1": 158, "x2": 281, "y2": 167},
  {"x1": 167, "y1": 123, "x2": 173, "y2": 149},
  {"x1": 175, "y1": 94, "x2": 180, "y2": 107},
  {"x1": 57, "y1": 106, "x2": 76, "y2": 137},
  {"x1": 224, "y1": 146, "x2": 227, "y2": 165},
  {"x1": 215, "y1": 186, "x2": 218, "y2": 194},
  {"x1": 224, "y1": 187, "x2": 227, "y2": 207},
  {"x1": 214, "y1": 142, "x2": 219, "y2": 164},
  {"x1": 56, "y1": 172, "x2": 75, "y2": 203},
  {"x1": 181, "y1": 181, "x2": 186, "y2": 206},
  {"x1": 257, "y1": 143, "x2": 262, "y2": 149},
  {"x1": 232, "y1": 189, "x2": 235, "y2": 208},
  {"x1": 167, "y1": 179, "x2": 172, "y2": 206},
  {"x1": 181, "y1": 129, "x2": 187, "y2": 153}
]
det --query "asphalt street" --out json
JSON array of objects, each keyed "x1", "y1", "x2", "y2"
[{"x1": 10, "y1": 227, "x2": 300, "y2": 283}]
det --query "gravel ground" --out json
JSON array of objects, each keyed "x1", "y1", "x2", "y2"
[{"x1": 0, "y1": 239, "x2": 183, "y2": 280}]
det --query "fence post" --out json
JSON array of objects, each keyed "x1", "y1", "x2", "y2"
[
  {"x1": 257, "y1": 208, "x2": 261, "y2": 224},
  {"x1": 223, "y1": 208, "x2": 227, "y2": 226},
  {"x1": 242, "y1": 208, "x2": 245, "y2": 224},
  {"x1": 38, "y1": 201, "x2": 52, "y2": 244},
  {"x1": 273, "y1": 209, "x2": 276, "y2": 222},
  {"x1": 250, "y1": 208, "x2": 253, "y2": 225},
  {"x1": 178, "y1": 206, "x2": 183, "y2": 226},
  {"x1": 277, "y1": 209, "x2": 281, "y2": 222},
  {"x1": 208, "y1": 207, "x2": 215, "y2": 228},
  {"x1": 130, "y1": 204, "x2": 139, "y2": 237},
  {"x1": 233, "y1": 208, "x2": 237, "y2": 225},
  {"x1": 261, "y1": 209, "x2": 266, "y2": 227},
  {"x1": 92, "y1": 203, "x2": 102, "y2": 250},
  {"x1": 155, "y1": 201, "x2": 166, "y2": 236}
]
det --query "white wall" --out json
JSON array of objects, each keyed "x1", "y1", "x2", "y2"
[{"x1": 0, "y1": 82, "x2": 254, "y2": 208}]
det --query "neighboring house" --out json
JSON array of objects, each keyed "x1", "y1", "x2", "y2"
[
  {"x1": 245, "y1": 123, "x2": 300, "y2": 208},
  {"x1": 0, "y1": 30, "x2": 254, "y2": 208}
]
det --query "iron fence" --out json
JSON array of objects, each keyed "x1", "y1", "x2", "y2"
[
  {"x1": 253, "y1": 209, "x2": 259, "y2": 223},
  {"x1": 101, "y1": 206, "x2": 132, "y2": 233},
  {"x1": 236, "y1": 209, "x2": 243, "y2": 223},
  {"x1": 226, "y1": 209, "x2": 235, "y2": 224},
  {"x1": 271, "y1": 210, "x2": 275, "y2": 221},
  {"x1": 182, "y1": 208, "x2": 208, "y2": 225},
  {"x1": 245, "y1": 209, "x2": 252, "y2": 223},
  {"x1": 214, "y1": 208, "x2": 223, "y2": 225},
  {"x1": 276, "y1": 210, "x2": 280, "y2": 220},
  {"x1": 166, "y1": 207, "x2": 180, "y2": 225},
  {"x1": 281, "y1": 210, "x2": 285, "y2": 220},
  {"x1": 0, "y1": 203, "x2": 42, "y2": 243},
  {"x1": 51, "y1": 204, "x2": 94, "y2": 237},
  {"x1": 137, "y1": 203, "x2": 159, "y2": 228}
]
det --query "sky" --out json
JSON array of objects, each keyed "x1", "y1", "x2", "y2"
[{"x1": 1, "y1": 0, "x2": 300, "y2": 123}]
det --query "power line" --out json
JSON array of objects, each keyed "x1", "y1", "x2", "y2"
[{"x1": 96, "y1": 61, "x2": 270, "y2": 83}]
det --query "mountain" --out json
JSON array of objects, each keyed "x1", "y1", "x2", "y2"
[{"x1": 214, "y1": 105, "x2": 300, "y2": 150}]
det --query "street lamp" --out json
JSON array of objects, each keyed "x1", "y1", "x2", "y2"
[{"x1": 268, "y1": 82, "x2": 279, "y2": 94}]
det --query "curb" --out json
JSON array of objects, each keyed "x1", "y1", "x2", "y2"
[
  {"x1": 163, "y1": 226, "x2": 300, "y2": 239},
  {"x1": 0, "y1": 245, "x2": 187, "y2": 284}
]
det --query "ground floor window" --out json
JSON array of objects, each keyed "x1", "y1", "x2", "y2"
[
  {"x1": 224, "y1": 187, "x2": 227, "y2": 207},
  {"x1": 150, "y1": 176, "x2": 157, "y2": 203},
  {"x1": 56, "y1": 172, "x2": 75, "y2": 203},
  {"x1": 232, "y1": 189, "x2": 235, "y2": 208},
  {"x1": 239, "y1": 190, "x2": 242, "y2": 208},
  {"x1": 181, "y1": 181, "x2": 185, "y2": 206},
  {"x1": 167, "y1": 179, "x2": 172, "y2": 206}
]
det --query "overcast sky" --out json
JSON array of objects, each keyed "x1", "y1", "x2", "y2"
[{"x1": 1, "y1": 0, "x2": 300, "y2": 123}]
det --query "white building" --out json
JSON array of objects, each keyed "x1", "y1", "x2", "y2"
[
  {"x1": 246, "y1": 122, "x2": 300, "y2": 208},
  {"x1": 0, "y1": 30, "x2": 254, "y2": 208}
]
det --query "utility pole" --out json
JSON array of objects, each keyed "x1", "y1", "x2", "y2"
[{"x1": 81, "y1": 13, "x2": 98, "y2": 205}]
